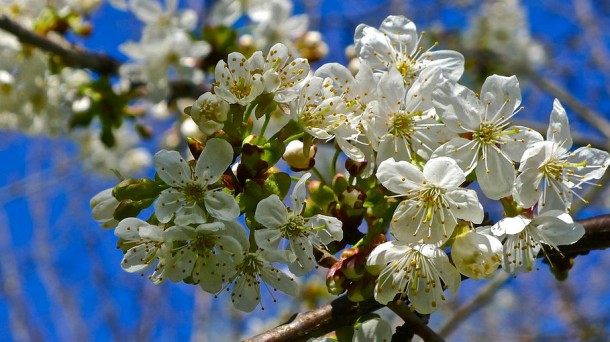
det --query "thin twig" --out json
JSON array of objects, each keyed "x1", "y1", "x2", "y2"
[
  {"x1": 0, "y1": 15, "x2": 120, "y2": 74},
  {"x1": 436, "y1": 272, "x2": 511, "y2": 339},
  {"x1": 526, "y1": 68, "x2": 610, "y2": 140}
]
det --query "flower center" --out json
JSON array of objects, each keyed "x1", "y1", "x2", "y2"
[
  {"x1": 230, "y1": 78, "x2": 253, "y2": 99},
  {"x1": 417, "y1": 185, "x2": 445, "y2": 222},
  {"x1": 390, "y1": 110, "x2": 423, "y2": 138},
  {"x1": 473, "y1": 122, "x2": 500, "y2": 145},
  {"x1": 183, "y1": 183, "x2": 205, "y2": 203},
  {"x1": 280, "y1": 215, "x2": 306, "y2": 239}
]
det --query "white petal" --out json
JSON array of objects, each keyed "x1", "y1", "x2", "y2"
[
  {"x1": 174, "y1": 203, "x2": 208, "y2": 225},
  {"x1": 254, "y1": 229, "x2": 283, "y2": 251},
  {"x1": 376, "y1": 158, "x2": 424, "y2": 195},
  {"x1": 354, "y1": 318, "x2": 393, "y2": 342},
  {"x1": 547, "y1": 99, "x2": 572, "y2": 150},
  {"x1": 501, "y1": 126, "x2": 544, "y2": 162},
  {"x1": 255, "y1": 195, "x2": 289, "y2": 229},
  {"x1": 154, "y1": 188, "x2": 184, "y2": 223},
  {"x1": 567, "y1": 147, "x2": 610, "y2": 182},
  {"x1": 260, "y1": 266, "x2": 299, "y2": 297},
  {"x1": 121, "y1": 244, "x2": 155, "y2": 273},
  {"x1": 115, "y1": 217, "x2": 149, "y2": 240},
  {"x1": 432, "y1": 137, "x2": 479, "y2": 173},
  {"x1": 423, "y1": 50, "x2": 465, "y2": 82},
  {"x1": 204, "y1": 190, "x2": 240, "y2": 220},
  {"x1": 154, "y1": 150, "x2": 191, "y2": 187},
  {"x1": 291, "y1": 173, "x2": 311, "y2": 214},
  {"x1": 307, "y1": 215, "x2": 343, "y2": 245},
  {"x1": 515, "y1": 167, "x2": 543, "y2": 209},
  {"x1": 423, "y1": 157, "x2": 465, "y2": 188},
  {"x1": 432, "y1": 80, "x2": 482, "y2": 133},
  {"x1": 480, "y1": 75, "x2": 521, "y2": 123},
  {"x1": 491, "y1": 216, "x2": 529, "y2": 236},
  {"x1": 475, "y1": 148, "x2": 515, "y2": 200},
  {"x1": 195, "y1": 138, "x2": 234, "y2": 185},
  {"x1": 534, "y1": 213, "x2": 585, "y2": 246},
  {"x1": 379, "y1": 15, "x2": 418, "y2": 47},
  {"x1": 288, "y1": 236, "x2": 317, "y2": 276},
  {"x1": 445, "y1": 189, "x2": 484, "y2": 224},
  {"x1": 231, "y1": 274, "x2": 260, "y2": 312}
]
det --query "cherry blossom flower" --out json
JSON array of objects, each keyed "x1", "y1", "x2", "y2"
[
  {"x1": 491, "y1": 210, "x2": 585, "y2": 274},
  {"x1": 153, "y1": 138, "x2": 239, "y2": 225},
  {"x1": 90, "y1": 188, "x2": 120, "y2": 229},
  {"x1": 354, "y1": 15, "x2": 464, "y2": 82},
  {"x1": 115, "y1": 218, "x2": 172, "y2": 284},
  {"x1": 516, "y1": 99, "x2": 610, "y2": 212},
  {"x1": 229, "y1": 249, "x2": 299, "y2": 312},
  {"x1": 163, "y1": 220, "x2": 248, "y2": 292},
  {"x1": 377, "y1": 157, "x2": 483, "y2": 244},
  {"x1": 188, "y1": 92, "x2": 230, "y2": 136},
  {"x1": 432, "y1": 74, "x2": 542, "y2": 199},
  {"x1": 451, "y1": 229, "x2": 502, "y2": 279},
  {"x1": 371, "y1": 66, "x2": 453, "y2": 164},
  {"x1": 214, "y1": 52, "x2": 265, "y2": 106},
  {"x1": 367, "y1": 241, "x2": 460, "y2": 314},
  {"x1": 254, "y1": 173, "x2": 343, "y2": 275}
]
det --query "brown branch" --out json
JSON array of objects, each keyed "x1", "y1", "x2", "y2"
[
  {"x1": 0, "y1": 15, "x2": 120, "y2": 74},
  {"x1": 387, "y1": 301, "x2": 445, "y2": 342},
  {"x1": 246, "y1": 214, "x2": 610, "y2": 342}
]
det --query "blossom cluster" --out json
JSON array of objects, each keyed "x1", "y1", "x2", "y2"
[{"x1": 92, "y1": 14, "x2": 609, "y2": 317}]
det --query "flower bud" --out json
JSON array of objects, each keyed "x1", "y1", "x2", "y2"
[
  {"x1": 451, "y1": 230, "x2": 502, "y2": 279},
  {"x1": 90, "y1": 188, "x2": 119, "y2": 229},
  {"x1": 113, "y1": 178, "x2": 159, "y2": 201},
  {"x1": 282, "y1": 140, "x2": 316, "y2": 171},
  {"x1": 188, "y1": 92, "x2": 229, "y2": 135}
]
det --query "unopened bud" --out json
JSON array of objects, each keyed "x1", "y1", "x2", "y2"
[
  {"x1": 113, "y1": 178, "x2": 158, "y2": 201},
  {"x1": 283, "y1": 140, "x2": 316, "y2": 171},
  {"x1": 451, "y1": 230, "x2": 502, "y2": 279}
]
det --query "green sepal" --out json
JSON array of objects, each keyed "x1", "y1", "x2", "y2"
[
  {"x1": 253, "y1": 93, "x2": 276, "y2": 119},
  {"x1": 113, "y1": 177, "x2": 162, "y2": 201},
  {"x1": 308, "y1": 181, "x2": 336, "y2": 210},
  {"x1": 113, "y1": 198, "x2": 155, "y2": 221}
]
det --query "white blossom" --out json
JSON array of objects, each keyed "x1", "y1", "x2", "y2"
[
  {"x1": 354, "y1": 15, "x2": 464, "y2": 82},
  {"x1": 163, "y1": 220, "x2": 248, "y2": 292},
  {"x1": 516, "y1": 99, "x2": 610, "y2": 212},
  {"x1": 451, "y1": 230, "x2": 502, "y2": 279},
  {"x1": 90, "y1": 188, "x2": 120, "y2": 229},
  {"x1": 372, "y1": 66, "x2": 453, "y2": 164},
  {"x1": 367, "y1": 241, "x2": 460, "y2": 314},
  {"x1": 432, "y1": 74, "x2": 542, "y2": 199},
  {"x1": 153, "y1": 138, "x2": 239, "y2": 225},
  {"x1": 377, "y1": 157, "x2": 483, "y2": 244},
  {"x1": 214, "y1": 52, "x2": 265, "y2": 106},
  {"x1": 254, "y1": 173, "x2": 343, "y2": 276},
  {"x1": 230, "y1": 249, "x2": 299, "y2": 312},
  {"x1": 188, "y1": 92, "x2": 230, "y2": 135},
  {"x1": 491, "y1": 210, "x2": 585, "y2": 274},
  {"x1": 115, "y1": 218, "x2": 172, "y2": 284}
]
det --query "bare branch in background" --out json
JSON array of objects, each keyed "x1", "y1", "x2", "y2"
[
  {"x1": 526, "y1": 68, "x2": 610, "y2": 140},
  {"x1": 0, "y1": 15, "x2": 120, "y2": 74},
  {"x1": 436, "y1": 272, "x2": 510, "y2": 339},
  {"x1": 0, "y1": 206, "x2": 45, "y2": 342}
]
